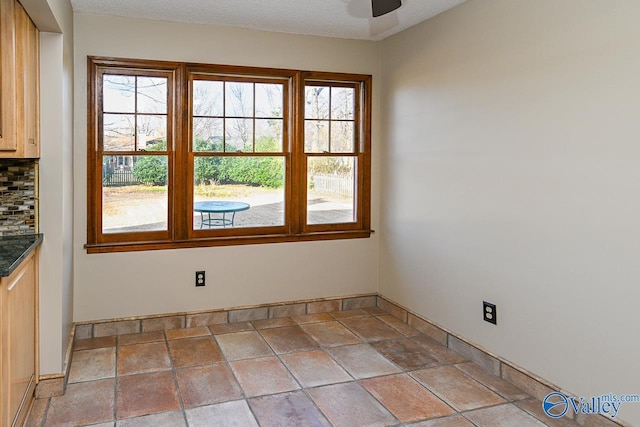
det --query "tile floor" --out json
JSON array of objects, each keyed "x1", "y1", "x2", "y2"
[{"x1": 26, "y1": 308, "x2": 584, "y2": 426}]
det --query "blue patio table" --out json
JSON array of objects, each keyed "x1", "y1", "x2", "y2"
[{"x1": 194, "y1": 201, "x2": 250, "y2": 228}]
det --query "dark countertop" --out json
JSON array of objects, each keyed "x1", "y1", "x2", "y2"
[{"x1": 0, "y1": 233, "x2": 43, "y2": 277}]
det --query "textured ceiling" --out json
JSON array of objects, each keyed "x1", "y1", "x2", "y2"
[{"x1": 69, "y1": 0, "x2": 466, "y2": 41}]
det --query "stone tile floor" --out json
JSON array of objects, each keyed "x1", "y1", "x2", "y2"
[{"x1": 26, "y1": 308, "x2": 583, "y2": 426}]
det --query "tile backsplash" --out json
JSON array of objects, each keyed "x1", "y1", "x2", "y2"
[{"x1": 0, "y1": 159, "x2": 37, "y2": 236}]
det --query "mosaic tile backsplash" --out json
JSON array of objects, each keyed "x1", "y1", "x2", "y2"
[{"x1": 0, "y1": 159, "x2": 37, "y2": 236}]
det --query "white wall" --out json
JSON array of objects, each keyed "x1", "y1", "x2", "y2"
[
  {"x1": 73, "y1": 14, "x2": 380, "y2": 321},
  {"x1": 380, "y1": 0, "x2": 640, "y2": 424},
  {"x1": 35, "y1": 0, "x2": 74, "y2": 376}
]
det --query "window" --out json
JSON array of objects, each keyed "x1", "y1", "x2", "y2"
[
  {"x1": 87, "y1": 58, "x2": 371, "y2": 252},
  {"x1": 191, "y1": 74, "x2": 288, "y2": 232},
  {"x1": 304, "y1": 80, "x2": 360, "y2": 227}
]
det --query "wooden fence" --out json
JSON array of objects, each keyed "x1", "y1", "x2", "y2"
[{"x1": 311, "y1": 173, "x2": 354, "y2": 198}]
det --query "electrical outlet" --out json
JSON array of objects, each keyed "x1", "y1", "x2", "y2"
[
  {"x1": 195, "y1": 271, "x2": 206, "y2": 287},
  {"x1": 483, "y1": 301, "x2": 497, "y2": 325}
]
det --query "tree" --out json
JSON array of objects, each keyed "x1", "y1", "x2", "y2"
[{"x1": 103, "y1": 75, "x2": 167, "y2": 151}]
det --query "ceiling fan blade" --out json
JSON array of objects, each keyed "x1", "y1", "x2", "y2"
[{"x1": 372, "y1": 0, "x2": 402, "y2": 17}]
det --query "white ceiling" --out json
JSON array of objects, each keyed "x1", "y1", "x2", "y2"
[{"x1": 69, "y1": 0, "x2": 466, "y2": 41}]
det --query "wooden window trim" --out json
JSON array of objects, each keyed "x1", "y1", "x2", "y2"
[
  {"x1": 85, "y1": 230, "x2": 373, "y2": 254},
  {"x1": 300, "y1": 73, "x2": 372, "y2": 233},
  {"x1": 86, "y1": 57, "x2": 372, "y2": 254},
  {"x1": 87, "y1": 58, "x2": 182, "y2": 245}
]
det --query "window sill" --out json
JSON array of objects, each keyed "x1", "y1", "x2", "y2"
[{"x1": 85, "y1": 230, "x2": 374, "y2": 254}]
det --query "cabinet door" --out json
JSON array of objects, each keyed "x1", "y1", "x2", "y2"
[
  {"x1": 0, "y1": 0, "x2": 17, "y2": 152},
  {"x1": 13, "y1": 0, "x2": 38, "y2": 158},
  {"x1": 1, "y1": 254, "x2": 36, "y2": 427}
]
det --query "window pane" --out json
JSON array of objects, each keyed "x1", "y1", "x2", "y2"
[
  {"x1": 330, "y1": 121, "x2": 354, "y2": 153},
  {"x1": 225, "y1": 118, "x2": 253, "y2": 152},
  {"x1": 304, "y1": 120, "x2": 329, "y2": 153},
  {"x1": 103, "y1": 114, "x2": 135, "y2": 151},
  {"x1": 305, "y1": 86, "x2": 330, "y2": 119},
  {"x1": 194, "y1": 156, "x2": 285, "y2": 228},
  {"x1": 193, "y1": 80, "x2": 223, "y2": 117},
  {"x1": 331, "y1": 87, "x2": 355, "y2": 120},
  {"x1": 255, "y1": 83, "x2": 283, "y2": 118},
  {"x1": 137, "y1": 115, "x2": 167, "y2": 151},
  {"x1": 102, "y1": 155, "x2": 168, "y2": 233},
  {"x1": 193, "y1": 118, "x2": 224, "y2": 152},
  {"x1": 255, "y1": 119, "x2": 283, "y2": 152},
  {"x1": 103, "y1": 75, "x2": 135, "y2": 113},
  {"x1": 137, "y1": 77, "x2": 167, "y2": 114},
  {"x1": 307, "y1": 156, "x2": 356, "y2": 225},
  {"x1": 225, "y1": 82, "x2": 253, "y2": 117}
]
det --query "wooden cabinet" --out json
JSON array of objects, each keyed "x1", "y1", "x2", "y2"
[
  {"x1": 0, "y1": 0, "x2": 39, "y2": 158},
  {"x1": 14, "y1": 0, "x2": 39, "y2": 158},
  {"x1": 0, "y1": 0, "x2": 17, "y2": 153},
  {"x1": 0, "y1": 250, "x2": 38, "y2": 427}
]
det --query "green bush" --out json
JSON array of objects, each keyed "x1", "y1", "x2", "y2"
[
  {"x1": 133, "y1": 139, "x2": 168, "y2": 185},
  {"x1": 194, "y1": 156, "x2": 221, "y2": 185},
  {"x1": 220, "y1": 156, "x2": 284, "y2": 188},
  {"x1": 194, "y1": 139, "x2": 222, "y2": 185},
  {"x1": 194, "y1": 137, "x2": 284, "y2": 188},
  {"x1": 135, "y1": 137, "x2": 286, "y2": 188}
]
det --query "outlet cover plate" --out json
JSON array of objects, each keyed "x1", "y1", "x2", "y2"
[
  {"x1": 483, "y1": 301, "x2": 497, "y2": 325},
  {"x1": 195, "y1": 271, "x2": 206, "y2": 287}
]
